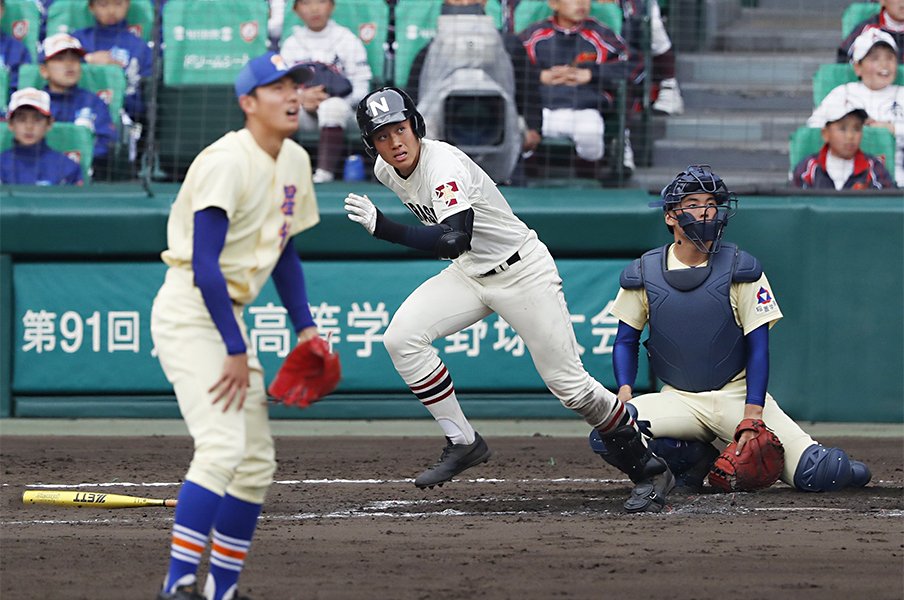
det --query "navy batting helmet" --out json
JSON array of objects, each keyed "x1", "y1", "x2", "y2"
[
  {"x1": 355, "y1": 86, "x2": 426, "y2": 158},
  {"x1": 651, "y1": 165, "x2": 737, "y2": 254}
]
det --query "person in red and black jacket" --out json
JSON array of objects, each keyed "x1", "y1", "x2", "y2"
[
  {"x1": 520, "y1": 0, "x2": 641, "y2": 169},
  {"x1": 837, "y1": 0, "x2": 904, "y2": 63},
  {"x1": 792, "y1": 104, "x2": 895, "y2": 190}
]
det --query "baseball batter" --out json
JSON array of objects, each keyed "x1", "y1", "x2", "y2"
[
  {"x1": 344, "y1": 86, "x2": 675, "y2": 513},
  {"x1": 591, "y1": 165, "x2": 872, "y2": 492},
  {"x1": 150, "y1": 53, "x2": 320, "y2": 600}
]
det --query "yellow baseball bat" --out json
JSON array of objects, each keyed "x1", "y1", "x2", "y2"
[{"x1": 22, "y1": 490, "x2": 177, "y2": 509}]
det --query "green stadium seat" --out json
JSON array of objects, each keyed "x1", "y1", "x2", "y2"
[
  {"x1": 513, "y1": 0, "x2": 622, "y2": 35},
  {"x1": 788, "y1": 125, "x2": 896, "y2": 182},
  {"x1": 841, "y1": 2, "x2": 882, "y2": 39},
  {"x1": 46, "y1": 0, "x2": 155, "y2": 42},
  {"x1": 393, "y1": 0, "x2": 507, "y2": 88},
  {"x1": 0, "y1": 122, "x2": 95, "y2": 182},
  {"x1": 812, "y1": 64, "x2": 904, "y2": 106},
  {"x1": 153, "y1": 85, "x2": 245, "y2": 180},
  {"x1": 280, "y1": 0, "x2": 391, "y2": 84},
  {"x1": 0, "y1": 0, "x2": 41, "y2": 62},
  {"x1": 0, "y1": 67, "x2": 8, "y2": 114},
  {"x1": 16, "y1": 63, "x2": 126, "y2": 123},
  {"x1": 162, "y1": 0, "x2": 269, "y2": 86}
]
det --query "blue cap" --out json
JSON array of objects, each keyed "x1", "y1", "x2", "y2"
[{"x1": 234, "y1": 52, "x2": 313, "y2": 98}]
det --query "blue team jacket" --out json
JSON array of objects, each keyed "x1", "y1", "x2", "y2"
[
  {"x1": 0, "y1": 141, "x2": 83, "y2": 185},
  {"x1": 72, "y1": 20, "x2": 152, "y2": 117},
  {"x1": 0, "y1": 32, "x2": 32, "y2": 90},
  {"x1": 47, "y1": 86, "x2": 117, "y2": 159}
]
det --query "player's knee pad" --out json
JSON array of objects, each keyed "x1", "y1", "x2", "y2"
[
  {"x1": 793, "y1": 444, "x2": 853, "y2": 492},
  {"x1": 317, "y1": 97, "x2": 352, "y2": 127},
  {"x1": 647, "y1": 438, "x2": 719, "y2": 489},
  {"x1": 589, "y1": 425, "x2": 665, "y2": 484}
]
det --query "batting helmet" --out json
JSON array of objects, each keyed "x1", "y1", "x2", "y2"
[
  {"x1": 355, "y1": 86, "x2": 426, "y2": 158},
  {"x1": 650, "y1": 165, "x2": 737, "y2": 254}
]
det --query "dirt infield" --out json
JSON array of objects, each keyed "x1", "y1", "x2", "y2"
[{"x1": 1, "y1": 434, "x2": 902, "y2": 600}]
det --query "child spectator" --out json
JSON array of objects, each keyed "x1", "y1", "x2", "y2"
[
  {"x1": 520, "y1": 0, "x2": 640, "y2": 177},
  {"x1": 72, "y1": 0, "x2": 152, "y2": 119},
  {"x1": 793, "y1": 100, "x2": 895, "y2": 190},
  {"x1": 838, "y1": 0, "x2": 904, "y2": 64},
  {"x1": 1, "y1": 87, "x2": 83, "y2": 185},
  {"x1": 39, "y1": 33, "x2": 116, "y2": 162},
  {"x1": 810, "y1": 28, "x2": 904, "y2": 186},
  {"x1": 0, "y1": 0, "x2": 32, "y2": 90},
  {"x1": 280, "y1": 0, "x2": 372, "y2": 183}
]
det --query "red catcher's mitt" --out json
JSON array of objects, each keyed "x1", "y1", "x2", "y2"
[
  {"x1": 708, "y1": 418, "x2": 784, "y2": 492},
  {"x1": 268, "y1": 336, "x2": 340, "y2": 408}
]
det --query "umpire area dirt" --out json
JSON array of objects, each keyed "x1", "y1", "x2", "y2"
[{"x1": 1, "y1": 435, "x2": 902, "y2": 600}]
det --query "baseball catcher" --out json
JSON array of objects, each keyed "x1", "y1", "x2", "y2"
[
  {"x1": 268, "y1": 335, "x2": 341, "y2": 408},
  {"x1": 591, "y1": 165, "x2": 871, "y2": 494}
]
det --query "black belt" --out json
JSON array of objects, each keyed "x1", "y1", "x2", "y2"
[{"x1": 479, "y1": 252, "x2": 521, "y2": 277}]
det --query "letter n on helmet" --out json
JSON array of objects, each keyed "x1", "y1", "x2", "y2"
[{"x1": 355, "y1": 86, "x2": 426, "y2": 158}]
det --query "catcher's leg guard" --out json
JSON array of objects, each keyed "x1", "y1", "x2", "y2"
[
  {"x1": 590, "y1": 425, "x2": 675, "y2": 513},
  {"x1": 793, "y1": 444, "x2": 868, "y2": 492},
  {"x1": 647, "y1": 438, "x2": 719, "y2": 490}
]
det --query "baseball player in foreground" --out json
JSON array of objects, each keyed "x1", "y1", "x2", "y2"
[
  {"x1": 591, "y1": 165, "x2": 871, "y2": 493},
  {"x1": 344, "y1": 86, "x2": 675, "y2": 512},
  {"x1": 151, "y1": 53, "x2": 322, "y2": 600}
]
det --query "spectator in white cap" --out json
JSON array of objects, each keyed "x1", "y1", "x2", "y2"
[
  {"x1": 837, "y1": 0, "x2": 904, "y2": 64},
  {"x1": 1, "y1": 88, "x2": 83, "y2": 185},
  {"x1": 39, "y1": 33, "x2": 117, "y2": 165},
  {"x1": 794, "y1": 97, "x2": 895, "y2": 190},
  {"x1": 808, "y1": 28, "x2": 904, "y2": 186}
]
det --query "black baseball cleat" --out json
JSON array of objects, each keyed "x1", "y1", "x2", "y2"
[
  {"x1": 156, "y1": 584, "x2": 206, "y2": 600},
  {"x1": 623, "y1": 456, "x2": 676, "y2": 514},
  {"x1": 414, "y1": 433, "x2": 492, "y2": 489}
]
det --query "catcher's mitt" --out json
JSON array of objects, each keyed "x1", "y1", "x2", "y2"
[
  {"x1": 708, "y1": 418, "x2": 784, "y2": 492},
  {"x1": 268, "y1": 336, "x2": 340, "y2": 408}
]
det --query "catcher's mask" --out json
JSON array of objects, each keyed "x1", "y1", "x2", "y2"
[
  {"x1": 650, "y1": 164, "x2": 737, "y2": 254},
  {"x1": 355, "y1": 86, "x2": 426, "y2": 158}
]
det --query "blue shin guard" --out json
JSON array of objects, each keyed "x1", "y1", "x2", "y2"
[{"x1": 793, "y1": 444, "x2": 871, "y2": 492}]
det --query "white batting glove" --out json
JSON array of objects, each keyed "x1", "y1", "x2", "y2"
[{"x1": 344, "y1": 193, "x2": 377, "y2": 235}]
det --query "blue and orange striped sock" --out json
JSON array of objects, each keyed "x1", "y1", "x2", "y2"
[
  {"x1": 203, "y1": 494, "x2": 262, "y2": 600},
  {"x1": 163, "y1": 480, "x2": 222, "y2": 593}
]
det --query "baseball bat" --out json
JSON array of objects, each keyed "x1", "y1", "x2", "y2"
[{"x1": 22, "y1": 490, "x2": 177, "y2": 509}]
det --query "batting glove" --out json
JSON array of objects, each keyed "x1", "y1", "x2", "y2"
[{"x1": 344, "y1": 193, "x2": 377, "y2": 235}]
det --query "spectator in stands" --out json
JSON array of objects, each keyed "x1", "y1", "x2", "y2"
[
  {"x1": 39, "y1": 33, "x2": 116, "y2": 163},
  {"x1": 810, "y1": 28, "x2": 904, "y2": 187},
  {"x1": 1, "y1": 87, "x2": 83, "y2": 185},
  {"x1": 619, "y1": 0, "x2": 684, "y2": 115},
  {"x1": 520, "y1": 0, "x2": 641, "y2": 178},
  {"x1": 838, "y1": 0, "x2": 904, "y2": 64},
  {"x1": 408, "y1": 0, "x2": 544, "y2": 163},
  {"x1": 73, "y1": 0, "x2": 152, "y2": 120},
  {"x1": 0, "y1": 0, "x2": 32, "y2": 91},
  {"x1": 793, "y1": 101, "x2": 895, "y2": 190},
  {"x1": 280, "y1": 0, "x2": 372, "y2": 183}
]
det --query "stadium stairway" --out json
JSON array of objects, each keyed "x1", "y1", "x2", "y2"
[{"x1": 632, "y1": 0, "x2": 852, "y2": 193}]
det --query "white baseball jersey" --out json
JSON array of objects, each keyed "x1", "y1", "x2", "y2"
[{"x1": 374, "y1": 139, "x2": 536, "y2": 278}]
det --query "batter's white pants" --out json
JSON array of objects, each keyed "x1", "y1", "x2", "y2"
[
  {"x1": 382, "y1": 240, "x2": 619, "y2": 428},
  {"x1": 629, "y1": 379, "x2": 816, "y2": 486},
  {"x1": 151, "y1": 269, "x2": 276, "y2": 505}
]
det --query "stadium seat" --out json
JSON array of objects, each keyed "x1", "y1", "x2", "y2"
[
  {"x1": 0, "y1": 122, "x2": 95, "y2": 182},
  {"x1": 46, "y1": 0, "x2": 156, "y2": 42},
  {"x1": 788, "y1": 125, "x2": 896, "y2": 182},
  {"x1": 0, "y1": 67, "x2": 8, "y2": 114},
  {"x1": 513, "y1": 0, "x2": 622, "y2": 35},
  {"x1": 841, "y1": 2, "x2": 882, "y2": 39},
  {"x1": 812, "y1": 64, "x2": 904, "y2": 106},
  {"x1": 16, "y1": 63, "x2": 126, "y2": 123},
  {"x1": 153, "y1": 85, "x2": 245, "y2": 180},
  {"x1": 162, "y1": 0, "x2": 269, "y2": 86},
  {"x1": 0, "y1": 0, "x2": 41, "y2": 62},
  {"x1": 280, "y1": 0, "x2": 391, "y2": 84}
]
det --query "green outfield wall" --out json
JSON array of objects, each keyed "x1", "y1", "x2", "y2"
[{"x1": 0, "y1": 184, "x2": 901, "y2": 423}]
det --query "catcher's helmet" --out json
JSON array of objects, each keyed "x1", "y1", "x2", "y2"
[
  {"x1": 651, "y1": 165, "x2": 737, "y2": 254},
  {"x1": 355, "y1": 86, "x2": 426, "y2": 158}
]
